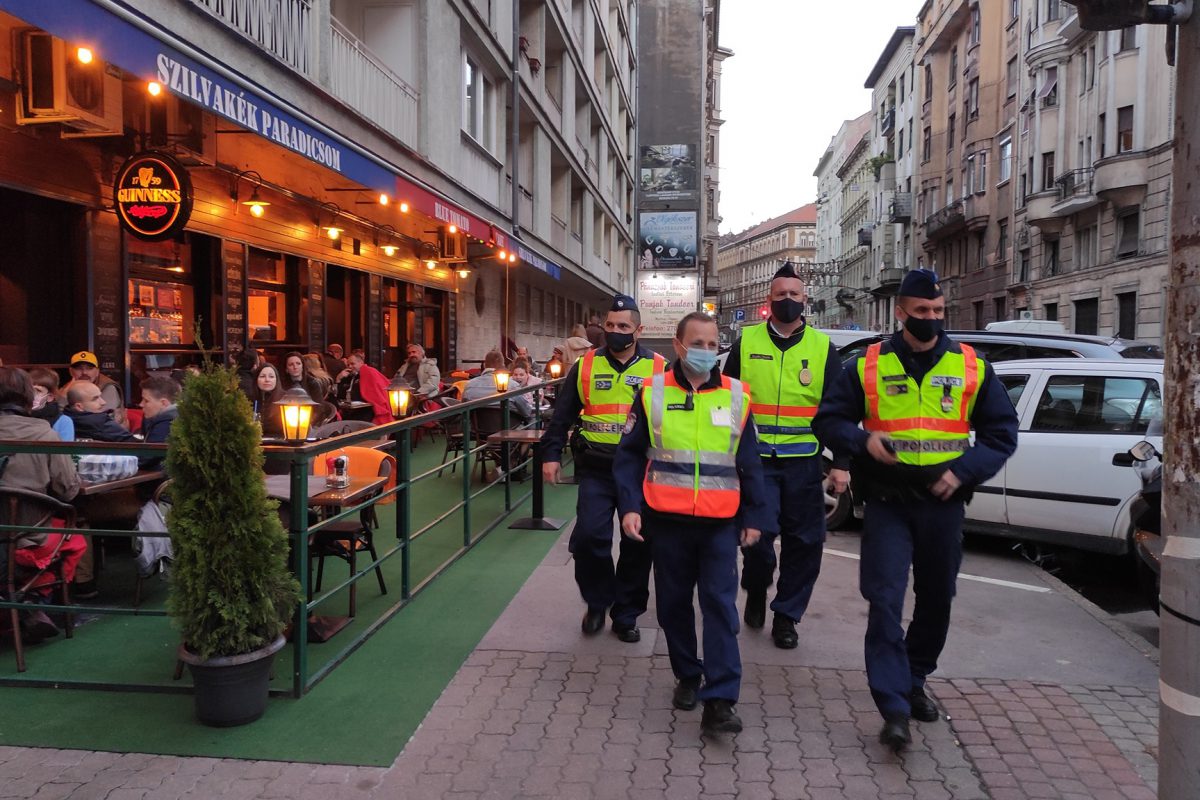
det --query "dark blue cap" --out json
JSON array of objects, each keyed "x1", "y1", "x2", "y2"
[
  {"x1": 898, "y1": 268, "x2": 943, "y2": 299},
  {"x1": 611, "y1": 294, "x2": 637, "y2": 312}
]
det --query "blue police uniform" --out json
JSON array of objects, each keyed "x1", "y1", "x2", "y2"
[
  {"x1": 723, "y1": 323, "x2": 847, "y2": 630},
  {"x1": 814, "y1": 323, "x2": 1018, "y2": 731},
  {"x1": 613, "y1": 360, "x2": 769, "y2": 704},
  {"x1": 540, "y1": 344, "x2": 658, "y2": 630}
]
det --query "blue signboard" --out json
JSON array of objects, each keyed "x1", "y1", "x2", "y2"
[
  {"x1": 516, "y1": 244, "x2": 562, "y2": 280},
  {"x1": 733, "y1": 309, "x2": 745, "y2": 321}
]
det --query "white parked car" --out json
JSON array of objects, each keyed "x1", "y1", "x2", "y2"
[{"x1": 965, "y1": 358, "x2": 1164, "y2": 555}]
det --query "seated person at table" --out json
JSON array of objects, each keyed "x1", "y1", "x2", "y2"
[
  {"x1": 322, "y1": 343, "x2": 347, "y2": 384},
  {"x1": 335, "y1": 351, "x2": 392, "y2": 425},
  {"x1": 510, "y1": 346, "x2": 540, "y2": 374},
  {"x1": 28, "y1": 369, "x2": 74, "y2": 442},
  {"x1": 64, "y1": 350, "x2": 128, "y2": 429},
  {"x1": 462, "y1": 350, "x2": 507, "y2": 404},
  {"x1": 249, "y1": 364, "x2": 286, "y2": 439},
  {"x1": 138, "y1": 375, "x2": 180, "y2": 470},
  {"x1": 232, "y1": 348, "x2": 259, "y2": 401},
  {"x1": 283, "y1": 351, "x2": 325, "y2": 403},
  {"x1": 0, "y1": 367, "x2": 84, "y2": 643},
  {"x1": 507, "y1": 359, "x2": 539, "y2": 422},
  {"x1": 302, "y1": 354, "x2": 335, "y2": 402},
  {"x1": 64, "y1": 382, "x2": 137, "y2": 444},
  {"x1": 396, "y1": 344, "x2": 442, "y2": 400}
]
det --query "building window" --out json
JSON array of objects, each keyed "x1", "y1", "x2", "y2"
[
  {"x1": 995, "y1": 296, "x2": 1007, "y2": 322},
  {"x1": 1075, "y1": 224, "x2": 1097, "y2": 269},
  {"x1": 1040, "y1": 66, "x2": 1058, "y2": 107},
  {"x1": 463, "y1": 55, "x2": 493, "y2": 149},
  {"x1": 1045, "y1": 238, "x2": 1060, "y2": 276},
  {"x1": 999, "y1": 137, "x2": 1013, "y2": 183},
  {"x1": 970, "y1": 5, "x2": 981, "y2": 45},
  {"x1": 967, "y1": 78, "x2": 980, "y2": 119},
  {"x1": 1116, "y1": 292, "x2": 1137, "y2": 339},
  {"x1": 1098, "y1": 112, "x2": 1107, "y2": 158},
  {"x1": 1074, "y1": 297, "x2": 1099, "y2": 335},
  {"x1": 925, "y1": 63, "x2": 933, "y2": 98},
  {"x1": 1117, "y1": 105, "x2": 1134, "y2": 153},
  {"x1": 923, "y1": 126, "x2": 932, "y2": 162},
  {"x1": 948, "y1": 113, "x2": 956, "y2": 151},
  {"x1": 949, "y1": 48, "x2": 958, "y2": 87},
  {"x1": 945, "y1": 180, "x2": 954, "y2": 207},
  {"x1": 1007, "y1": 56, "x2": 1019, "y2": 98},
  {"x1": 897, "y1": 129, "x2": 904, "y2": 159},
  {"x1": 1018, "y1": 248, "x2": 1031, "y2": 282},
  {"x1": 1042, "y1": 152, "x2": 1056, "y2": 191},
  {"x1": 997, "y1": 220, "x2": 1009, "y2": 262},
  {"x1": 1120, "y1": 26, "x2": 1137, "y2": 51},
  {"x1": 1047, "y1": 0, "x2": 1061, "y2": 22},
  {"x1": 977, "y1": 231, "x2": 987, "y2": 269},
  {"x1": 1044, "y1": 302, "x2": 1058, "y2": 321},
  {"x1": 1011, "y1": 0, "x2": 1020, "y2": 21},
  {"x1": 1080, "y1": 52, "x2": 1088, "y2": 95},
  {"x1": 976, "y1": 151, "x2": 988, "y2": 191},
  {"x1": 1089, "y1": 45, "x2": 1097, "y2": 87},
  {"x1": 1116, "y1": 207, "x2": 1141, "y2": 257},
  {"x1": 973, "y1": 300, "x2": 985, "y2": 328},
  {"x1": 899, "y1": 73, "x2": 905, "y2": 100}
]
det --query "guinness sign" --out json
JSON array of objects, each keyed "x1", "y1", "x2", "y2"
[{"x1": 114, "y1": 152, "x2": 193, "y2": 241}]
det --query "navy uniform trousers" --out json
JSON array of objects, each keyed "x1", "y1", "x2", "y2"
[
  {"x1": 650, "y1": 519, "x2": 742, "y2": 701},
  {"x1": 860, "y1": 498, "x2": 966, "y2": 718},
  {"x1": 568, "y1": 470, "x2": 652, "y2": 627},
  {"x1": 740, "y1": 454, "x2": 826, "y2": 622}
]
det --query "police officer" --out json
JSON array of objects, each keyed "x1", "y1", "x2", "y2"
[
  {"x1": 541, "y1": 294, "x2": 664, "y2": 642},
  {"x1": 723, "y1": 262, "x2": 849, "y2": 649},
  {"x1": 614, "y1": 311, "x2": 768, "y2": 735},
  {"x1": 813, "y1": 269, "x2": 1018, "y2": 751}
]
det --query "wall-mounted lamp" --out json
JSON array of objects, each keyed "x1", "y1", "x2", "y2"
[
  {"x1": 147, "y1": 81, "x2": 163, "y2": 97},
  {"x1": 75, "y1": 46, "x2": 94, "y2": 64},
  {"x1": 318, "y1": 202, "x2": 344, "y2": 241},
  {"x1": 231, "y1": 170, "x2": 270, "y2": 218},
  {"x1": 399, "y1": 201, "x2": 410, "y2": 213},
  {"x1": 455, "y1": 264, "x2": 473, "y2": 279},
  {"x1": 375, "y1": 224, "x2": 399, "y2": 257},
  {"x1": 425, "y1": 260, "x2": 437, "y2": 270}
]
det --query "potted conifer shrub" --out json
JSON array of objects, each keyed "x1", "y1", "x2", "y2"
[{"x1": 167, "y1": 361, "x2": 299, "y2": 727}]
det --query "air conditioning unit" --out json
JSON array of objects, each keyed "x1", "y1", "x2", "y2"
[
  {"x1": 16, "y1": 31, "x2": 123, "y2": 136},
  {"x1": 147, "y1": 98, "x2": 217, "y2": 165},
  {"x1": 439, "y1": 227, "x2": 466, "y2": 260},
  {"x1": 1020, "y1": 310, "x2": 1034, "y2": 320}
]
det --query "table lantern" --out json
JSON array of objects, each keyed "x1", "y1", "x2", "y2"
[
  {"x1": 494, "y1": 370, "x2": 511, "y2": 392},
  {"x1": 275, "y1": 387, "x2": 318, "y2": 441},
  {"x1": 386, "y1": 375, "x2": 412, "y2": 418}
]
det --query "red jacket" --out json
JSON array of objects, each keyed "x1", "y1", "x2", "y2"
[{"x1": 356, "y1": 364, "x2": 393, "y2": 425}]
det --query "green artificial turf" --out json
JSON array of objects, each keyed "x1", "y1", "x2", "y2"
[{"x1": 0, "y1": 443, "x2": 578, "y2": 767}]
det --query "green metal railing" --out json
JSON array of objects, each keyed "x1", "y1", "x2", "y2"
[{"x1": 0, "y1": 377, "x2": 565, "y2": 696}]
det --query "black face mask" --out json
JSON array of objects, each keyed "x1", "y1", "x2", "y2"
[
  {"x1": 903, "y1": 315, "x2": 944, "y2": 343},
  {"x1": 771, "y1": 297, "x2": 805, "y2": 324},
  {"x1": 606, "y1": 331, "x2": 636, "y2": 353}
]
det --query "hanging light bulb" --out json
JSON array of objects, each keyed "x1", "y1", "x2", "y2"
[
  {"x1": 378, "y1": 193, "x2": 389, "y2": 205},
  {"x1": 425, "y1": 259, "x2": 437, "y2": 270},
  {"x1": 76, "y1": 47, "x2": 94, "y2": 64},
  {"x1": 326, "y1": 226, "x2": 344, "y2": 240},
  {"x1": 147, "y1": 81, "x2": 163, "y2": 97},
  {"x1": 456, "y1": 265, "x2": 472, "y2": 279},
  {"x1": 382, "y1": 244, "x2": 398, "y2": 257},
  {"x1": 399, "y1": 202, "x2": 410, "y2": 213},
  {"x1": 241, "y1": 186, "x2": 270, "y2": 218},
  {"x1": 448, "y1": 224, "x2": 458, "y2": 234}
]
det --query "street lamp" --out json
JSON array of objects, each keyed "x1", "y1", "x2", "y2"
[{"x1": 275, "y1": 387, "x2": 318, "y2": 442}]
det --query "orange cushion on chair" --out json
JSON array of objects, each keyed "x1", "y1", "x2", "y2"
[{"x1": 312, "y1": 446, "x2": 397, "y2": 505}]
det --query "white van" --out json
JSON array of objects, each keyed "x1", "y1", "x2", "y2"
[{"x1": 984, "y1": 320, "x2": 1068, "y2": 334}]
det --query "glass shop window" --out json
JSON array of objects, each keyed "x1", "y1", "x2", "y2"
[
  {"x1": 128, "y1": 237, "x2": 194, "y2": 346},
  {"x1": 246, "y1": 248, "x2": 291, "y2": 343}
]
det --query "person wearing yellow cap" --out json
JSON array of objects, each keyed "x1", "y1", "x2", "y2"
[{"x1": 66, "y1": 351, "x2": 128, "y2": 430}]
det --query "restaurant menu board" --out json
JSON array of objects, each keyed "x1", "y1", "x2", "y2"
[
  {"x1": 308, "y1": 260, "x2": 326, "y2": 353},
  {"x1": 95, "y1": 243, "x2": 125, "y2": 375},
  {"x1": 446, "y1": 293, "x2": 457, "y2": 369},
  {"x1": 636, "y1": 273, "x2": 701, "y2": 338},
  {"x1": 223, "y1": 241, "x2": 247, "y2": 354},
  {"x1": 367, "y1": 274, "x2": 382, "y2": 366}
]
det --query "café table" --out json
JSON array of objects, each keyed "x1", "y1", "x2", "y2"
[
  {"x1": 264, "y1": 474, "x2": 387, "y2": 641},
  {"x1": 78, "y1": 469, "x2": 166, "y2": 496},
  {"x1": 485, "y1": 429, "x2": 564, "y2": 531}
]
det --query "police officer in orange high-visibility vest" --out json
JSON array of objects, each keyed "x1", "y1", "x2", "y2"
[
  {"x1": 614, "y1": 312, "x2": 769, "y2": 737},
  {"x1": 814, "y1": 269, "x2": 1018, "y2": 751},
  {"x1": 541, "y1": 294, "x2": 665, "y2": 642}
]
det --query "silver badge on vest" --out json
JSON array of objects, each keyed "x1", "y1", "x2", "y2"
[
  {"x1": 799, "y1": 358, "x2": 812, "y2": 386},
  {"x1": 885, "y1": 384, "x2": 909, "y2": 396}
]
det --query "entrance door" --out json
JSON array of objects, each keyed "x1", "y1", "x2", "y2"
[{"x1": 0, "y1": 188, "x2": 87, "y2": 365}]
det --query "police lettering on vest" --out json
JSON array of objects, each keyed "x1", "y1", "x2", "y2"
[
  {"x1": 640, "y1": 361, "x2": 751, "y2": 519},
  {"x1": 577, "y1": 349, "x2": 666, "y2": 445},
  {"x1": 737, "y1": 323, "x2": 831, "y2": 457},
  {"x1": 858, "y1": 342, "x2": 982, "y2": 467}
]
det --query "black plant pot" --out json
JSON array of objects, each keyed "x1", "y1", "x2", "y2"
[{"x1": 178, "y1": 635, "x2": 286, "y2": 727}]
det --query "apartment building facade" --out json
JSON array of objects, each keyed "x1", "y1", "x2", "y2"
[
  {"x1": 864, "y1": 27, "x2": 917, "y2": 332},
  {"x1": 0, "y1": 0, "x2": 632, "y2": 381},
  {"x1": 716, "y1": 204, "x2": 817, "y2": 340},
  {"x1": 1013, "y1": 1, "x2": 1172, "y2": 340},
  {"x1": 833, "y1": 124, "x2": 875, "y2": 328},
  {"x1": 811, "y1": 113, "x2": 871, "y2": 328}
]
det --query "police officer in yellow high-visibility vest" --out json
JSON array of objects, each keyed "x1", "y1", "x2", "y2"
[
  {"x1": 614, "y1": 312, "x2": 769, "y2": 736},
  {"x1": 541, "y1": 294, "x2": 665, "y2": 642},
  {"x1": 723, "y1": 262, "x2": 850, "y2": 649},
  {"x1": 814, "y1": 270, "x2": 1018, "y2": 751}
]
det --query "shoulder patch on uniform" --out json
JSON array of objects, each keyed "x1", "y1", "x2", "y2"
[
  {"x1": 749, "y1": 354, "x2": 774, "y2": 361},
  {"x1": 594, "y1": 379, "x2": 613, "y2": 390},
  {"x1": 881, "y1": 374, "x2": 907, "y2": 382},
  {"x1": 929, "y1": 375, "x2": 964, "y2": 387},
  {"x1": 624, "y1": 375, "x2": 645, "y2": 387},
  {"x1": 885, "y1": 384, "x2": 909, "y2": 395}
]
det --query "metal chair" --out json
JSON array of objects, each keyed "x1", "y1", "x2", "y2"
[{"x1": 0, "y1": 487, "x2": 77, "y2": 673}]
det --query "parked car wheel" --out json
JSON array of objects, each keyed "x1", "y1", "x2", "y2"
[{"x1": 823, "y1": 459, "x2": 854, "y2": 530}]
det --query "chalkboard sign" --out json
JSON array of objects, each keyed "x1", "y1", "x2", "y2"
[
  {"x1": 308, "y1": 260, "x2": 325, "y2": 353},
  {"x1": 446, "y1": 290, "x2": 457, "y2": 369},
  {"x1": 94, "y1": 236, "x2": 125, "y2": 377},
  {"x1": 222, "y1": 241, "x2": 247, "y2": 354},
  {"x1": 367, "y1": 274, "x2": 382, "y2": 367}
]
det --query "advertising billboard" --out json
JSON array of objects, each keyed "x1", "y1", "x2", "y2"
[
  {"x1": 637, "y1": 273, "x2": 700, "y2": 338},
  {"x1": 638, "y1": 211, "x2": 698, "y2": 270}
]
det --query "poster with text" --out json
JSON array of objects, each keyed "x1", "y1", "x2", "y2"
[
  {"x1": 639, "y1": 211, "x2": 698, "y2": 269},
  {"x1": 640, "y1": 144, "x2": 698, "y2": 201},
  {"x1": 637, "y1": 274, "x2": 700, "y2": 338}
]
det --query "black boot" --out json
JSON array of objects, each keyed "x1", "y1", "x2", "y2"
[
  {"x1": 771, "y1": 614, "x2": 798, "y2": 649},
  {"x1": 701, "y1": 699, "x2": 743, "y2": 735},
  {"x1": 879, "y1": 715, "x2": 911, "y2": 752},
  {"x1": 909, "y1": 687, "x2": 940, "y2": 722},
  {"x1": 743, "y1": 589, "x2": 766, "y2": 629},
  {"x1": 612, "y1": 621, "x2": 641, "y2": 643},
  {"x1": 581, "y1": 606, "x2": 605, "y2": 636},
  {"x1": 672, "y1": 677, "x2": 701, "y2": 711}
]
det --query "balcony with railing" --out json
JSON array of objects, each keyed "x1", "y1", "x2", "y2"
[
  {"x1": 880, "y1": 108, "x2": 896, "y2": 137},
  {"x1": 188, "y1": 0, "x2": 420, "y2": 150},
  {"x1": 858, "y1": 226, "x2": 874, "y2": 247},
  {"x1": 923, "y1": 200, "x2": 965, "y2": 240},
  {"x1": 1052, "y1": 167, "x2": 1098, "y2": 215},
  {"x1": 889, "y1": 192, "x2": 912, "y2": 223}
]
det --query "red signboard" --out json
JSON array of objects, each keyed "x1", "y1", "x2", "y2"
[{"x1": 114, "y1": 152, "x2": 193, "y2": 241}]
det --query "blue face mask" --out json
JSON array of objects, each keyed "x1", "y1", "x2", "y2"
[{"x1": 682, "y1": 347, "x2": 718, "y2": 375}]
